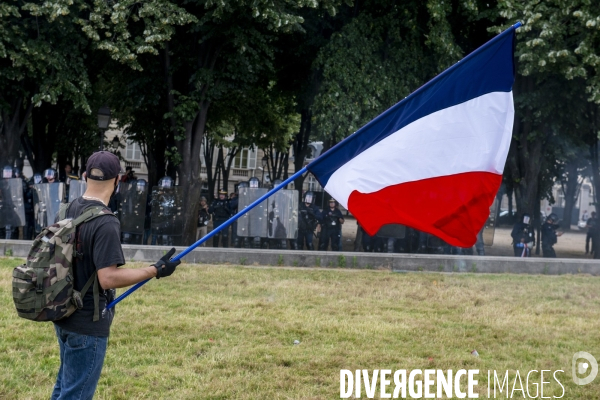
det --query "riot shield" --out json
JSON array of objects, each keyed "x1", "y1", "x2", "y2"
[
  {"x1": 33, "y1": 183, "x2": 65, "y2": 230},
  {"x1": 482, "y1": 198, "x2": 499, "y2": 246},
  {"x1": 236, "y1": 188, "x2": 268, "y2": 237},
  {"x1": 267, "y1": 189, "x2": 298, "y2": 240},
  {"x1": 0, "y1": 178, "x2": 26, "y2": 227},
  {"x1": 68, "y1": 180, "x2": 87, "y2": 202},
  {"x1": 119, "y1": 182, "x2": 147, "y2": 236},
  {"x1": 375, "y1": 224, "x2": 406, "y2": 239},
  {"x1": 150, "y1": 186, "x2": 184, "y2": 245},
  {"x1": 426, "y1": 234, "x2": 446, "y2": 250}
]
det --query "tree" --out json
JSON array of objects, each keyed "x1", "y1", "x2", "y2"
[
  {"x1": 0, "y1": 0, "x2": 194, "y2": 174},
  {"x1": 148, "y1": 0, "x2": 342, "y2": 243},
  {"x1": 494, "y1": 0, "x2": 600, "y2": 216},
  {"x1": 0, "y1": 1, "x2": 91, "y2": 167}
]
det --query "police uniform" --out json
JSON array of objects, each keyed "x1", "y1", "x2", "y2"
[
  {"x1": 229, "y1": 194, "x2": 239, "y2": 247},
  {"x1": 297, "y1": 202, "x2": 321, "y2": 250},
  {"x1": 196, "y1": 199, "x2": 211, "y2": 245},
  {"x1": 208, "y1": 192, "x2": 232, "y2": 248},
  {"x1": 511, "y1": 219, "x2": 535, "y2": 257},
  {"x1": 541, "y1": 220, "x2": 559, "y2": 258},
  {"x1": 319, "y1": 202, "x2": 344, "y2": 251},
  {"x1": 22, "y1": 175, "x2": 34, "y2": 240}
]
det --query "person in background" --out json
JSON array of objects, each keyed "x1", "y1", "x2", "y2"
[
  {"x1": 541, "y1": 213, "x2": 562, "y2": 258},
  {"x1": 297, "y1": 191, "x2": 321, "y2": 250},
  {"x1": 585, "y1": 211, "x2": 597, "y2": 255},
  {"x1": 319, "y1": 199, "x2": 344, "y2": 251},
  {"x1": 120, "y1": 166, "x2": 137, "y2": 183},
  {"x1": 196, "y1": 197, "x2": 211, "y2": 245},
  {"x1": 208, "y1": 190, "x2": 232, "y2": 248},
  {"x1": 511, "y1": 213, "x2": 535, "y2": 257},
  {"x1": 42, "y1": 168, "x2": 58, "y2": 184}
]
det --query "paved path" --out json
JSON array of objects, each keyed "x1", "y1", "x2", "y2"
[{"x1": 337, "y1": 217, "x2": 592, "y2": 259}]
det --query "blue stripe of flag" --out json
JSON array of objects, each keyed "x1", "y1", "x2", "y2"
[{"x1": 307, "y1": 27, "x2": 516, "y2": 188}]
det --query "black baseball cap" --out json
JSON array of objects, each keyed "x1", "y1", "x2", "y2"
[{"x1": 86, "y1": 151, "x2": 122, "y2": 181}]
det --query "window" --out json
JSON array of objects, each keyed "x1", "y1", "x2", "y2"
[
  {"x1": 125, "y1": 140, "x2": 143, "y2": 161},
  {"x1": 307, "y1": 174, "x2": 322, "y2": 191},
  {"x1": 231, "y1": 147, "x2": 257, "y2": 169}
]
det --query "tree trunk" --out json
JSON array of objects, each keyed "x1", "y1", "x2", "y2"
[
  {"x1": 0, "y1": 97, "x2": 32, "y2": 167},
  {"x1": 23, "y1": 103, "x2": 60, "y2": 173},
  {"x1": 203, "y1": 136, "x2": 216, "y2": 200},
  {"x1": 506, "y1": 76, "x2": 545, "y2": 217},
  {"x1": 561, "y1": 161, "x2": 581, "y2": 231},
  {"x1": 175, "y1": 103, "x2": 208, "y2": 245},
  {"x1": 292, "y1": 110, "x2": 312, "y2": 201}
]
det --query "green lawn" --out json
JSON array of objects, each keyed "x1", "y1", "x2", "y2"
[{"x1": 2, "y1": 257, "x2": 600, "y2": 399}]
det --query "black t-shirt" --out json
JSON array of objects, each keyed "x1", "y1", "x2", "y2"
[{"x1": 53, "y1": 198, "x2": 125, "y2": 337}]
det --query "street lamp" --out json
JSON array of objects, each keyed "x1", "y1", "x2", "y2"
[
  {"x1": 261, "y1": 156, "x2": 268, "y2": 186},
  {"x1": 97, "y1": 106, "x2": 111, "y2": 151}
]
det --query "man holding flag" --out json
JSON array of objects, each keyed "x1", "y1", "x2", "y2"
[{"x1": 107, "y1": 22, "x2": 520, "y2": 309}]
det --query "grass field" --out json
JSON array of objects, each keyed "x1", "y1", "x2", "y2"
[{"x1": 2, "y1": 257, "x2": 600, "y2": 399}]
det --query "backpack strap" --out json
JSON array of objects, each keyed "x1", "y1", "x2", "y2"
[
  {"x1": 71, "y1": 205, "x2": 117, "y2": 322},
  {"x1": 58, "y1": 202, "x2": 71, "y2": 221},
  {"x1": 72, "y1": 205, "x2": 116, "y2": 227},
  {"x1": 79, "y1": 272, "x2": 100, "y2": 321}
]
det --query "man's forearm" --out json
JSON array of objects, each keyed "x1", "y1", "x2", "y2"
[{"x1": 98, "y1": 265, "x2": 158, "y2": 289}]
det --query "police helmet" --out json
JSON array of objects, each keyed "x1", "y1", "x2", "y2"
[
  {"x1": 547, "y1": 213, "x2": 558, "y2": 223},
  {"x1": 248, "y1": 177, "x2": 260, "y2": 188},
  {"x1": 238, "y1": 181, "x2": 249, "y2": 190},
  {"x1": 304, "y1": 191, "x2": 315, "y2": 204},
  {"x1": 43, "y1": 168, "x2": 57, "y2": 180},
  {"x1": 2, "y1": 165, "x2": 13, "y2": 179},
  {"x1": 328, "y1": 198, "x2": 337, "y2": 206},
  {"x1": 136, "y1": 179, "x2": 147, "y2": 193},
  {"x1": 12, "y1": 167, "x2": 22, "y2": 178},
  {"x1": 158, "y1": 176, "x2": 173, "y2": 188},
  {"x1": 33, "y1": 173, "x2": 42, "y2": 184}
]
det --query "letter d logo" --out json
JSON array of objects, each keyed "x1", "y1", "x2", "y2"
[{"x1": 572, "y1": 352, "x2": 598, "y2": 386}]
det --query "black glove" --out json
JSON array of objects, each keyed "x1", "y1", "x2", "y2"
[{"x1": 153, "y1": 248, "x2": 180, "y2": 279}]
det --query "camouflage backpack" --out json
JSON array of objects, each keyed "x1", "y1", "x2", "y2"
[{"x1": 12, "y1": 203, "x2": 115, "y2": 322}]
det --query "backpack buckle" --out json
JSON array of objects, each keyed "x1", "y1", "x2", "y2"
[{"x1": 36, "y1": 280, "x2": 44, "y2": 294}]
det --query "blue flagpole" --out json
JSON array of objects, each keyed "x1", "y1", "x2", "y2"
[{"x1": 106, "y1": 166, "x2": 309, "y2": 310}]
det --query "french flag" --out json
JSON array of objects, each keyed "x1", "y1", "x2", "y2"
[{"x1": 307, "y1": 25, "x2": 517, "y2": 248}]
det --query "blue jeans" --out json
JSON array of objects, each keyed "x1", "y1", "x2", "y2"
[{"x1": 51, "y1": 325, "x2": 108, "y2": 400}]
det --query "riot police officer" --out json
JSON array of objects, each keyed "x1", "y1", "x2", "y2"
[
  {"x1": 120, "y1": 179, "x2": 147, "y2": 244},
  {"x1": 150, "y1": 176, "x2": 182, "y2": 246},
  {"x1": 32, "y1": 173, "x2": 42, "y2": 185},
  {"x1": 13, "y1": 168, "x2": 34, "y2": 240},
  {"x1": 541, "y1": 213, "x2": 562, "y2": 258},
  {"x1": 42, "y1": 168, "x2": 58, "y2": 184},
  {"x1": 319, "y1": 198, "x2": 344, "y2": 251},
  {"x1": 0, "y1": 165, "x2": 22, "y2": 239},
  {"x1": 511, "y1": 213, "x2": 535, "y2": 257},
  {"x1": 297, "y1": 191, "x2": 321, "y2": 250},
  {"x1": 196, "y1": 196, "x2": 211, "y2": 245},
  {"x1": 229, "y1": 191, "x2": 240, "y2": 247},
  {"x1": 209, "y1": 189, "x2": 232, "y2": 247}
]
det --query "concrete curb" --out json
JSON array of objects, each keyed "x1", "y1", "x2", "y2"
[{"x1": 3, "y1": 239, "x2": 600, "y2": 275}]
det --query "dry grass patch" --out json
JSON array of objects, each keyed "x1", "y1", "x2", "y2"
[{"x1": 1, "y1": 257, "x2": 600, "y2": 399}]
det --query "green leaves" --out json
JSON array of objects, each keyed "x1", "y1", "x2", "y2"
[{"x1": 494, "y1": 0, "x2": 600, "y2": 103}]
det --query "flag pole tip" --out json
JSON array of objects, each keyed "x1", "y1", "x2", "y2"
[{"x1": 514, "y1": 21, "x2": 522, "y2": 29}]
